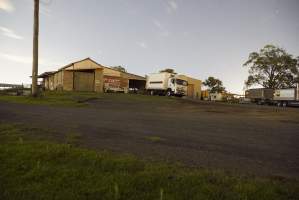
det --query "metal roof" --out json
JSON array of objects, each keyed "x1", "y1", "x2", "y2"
[
  {"x1": 37, "y1": 71, "x2": 56, "y2": 78},
  {"x1": 38, "y1": 57, "x2": 146, "y2": 80}
]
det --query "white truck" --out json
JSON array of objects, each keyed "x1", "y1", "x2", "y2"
[
  {"x1": 273, "y1": 83, "x2": 299, "y2": 107},
  {"x1": 146, "y1": 72, "x2": 188, "y2": 97}
]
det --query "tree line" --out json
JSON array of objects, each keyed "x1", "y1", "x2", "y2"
[{"x1": 204, "y1": 44, "x2": 299, "y2": 93}]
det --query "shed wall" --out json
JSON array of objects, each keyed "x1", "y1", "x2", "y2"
[
  {"x1": 95, "y1": 69, "x2": 104, "y2": 92},
  {"x1": 104, "y1": 75, "x2": 127, "y2": 92},
  {"x1": 63, "y1": 70, "x2": 74, "y2": 91},
  {"x1": 178, "y1": 75, "x2": 202, "y2": 98}
]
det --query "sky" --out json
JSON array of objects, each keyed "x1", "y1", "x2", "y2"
[{"x1": 0, "y1": 0, "x2": 299, "y2": 94}]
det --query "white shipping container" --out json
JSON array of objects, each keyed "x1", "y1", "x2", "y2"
[
  {"x1": 146, "y1": 72, "x2": 173, "y2": 90},
  {"x1": 273, "y1": 88, "x2": 296, "y2": 101}
]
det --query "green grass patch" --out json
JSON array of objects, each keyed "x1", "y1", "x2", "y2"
[
  {"x1": 0, "y1": 123, "x2": 298, "y2": 200},
  {"x1": 0, "y1": 91, "x2": 176, "y2": 107},
  {"x1": 0, "y1": 93, "x2": 87, "y2": 107}
]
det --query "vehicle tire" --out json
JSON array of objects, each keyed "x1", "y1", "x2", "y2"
[{"x1": 166, "y1": 89, "x2": 172, "y2": 97}]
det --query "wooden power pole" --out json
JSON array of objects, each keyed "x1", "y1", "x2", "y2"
[{"x1": 32, "y1": 0, "x2": 39, "y2": 96}]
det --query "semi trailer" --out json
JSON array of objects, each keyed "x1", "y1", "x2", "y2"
[
  {"x1": 245, "y1": 84, "x2": 299, "y2": 107},
  {"x1": 245, "y1": 88, "x2": 274, "y2": 104},
  {"x1": 146, "y1": 72, "x2": 188, "y2": 96},
  {"x1": 273, "y1": 83, "x2": 299, "y2": 107}
]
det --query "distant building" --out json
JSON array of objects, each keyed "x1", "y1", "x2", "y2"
[
  {"x1": 207, "y1": 92, "x2": 238, "y2": 102},
  {"x1": 209, "y1": 92, "x2": 224, "y2": 101}
]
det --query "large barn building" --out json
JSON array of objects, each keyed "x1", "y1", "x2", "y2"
[{"x1": 39, "y1": 58, "x2": 146, "y2": 93}]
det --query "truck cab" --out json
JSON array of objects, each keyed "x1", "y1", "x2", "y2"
[{"x1": 167, "y1": 78, "x2": 188, "y2": 96}]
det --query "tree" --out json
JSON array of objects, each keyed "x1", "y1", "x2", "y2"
[
  {"x1": 160, "y1": 68, "x2": 176, "y2": 74},
  {"x1": 243, "y1": 45, "x2": 299, "y2": 89},
  {"x1": 112, "y1": 66, "x2": 127, "y2": 72},
  {"x1": 32, "y1": 0, "x2": 39, "y2": 97},
  {"x1": 203, "y1": 76, "x2": 226, "y2": 93}
]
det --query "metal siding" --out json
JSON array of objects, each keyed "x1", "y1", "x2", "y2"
[
  {"x1": 246, "y1": 89, "x2": 273, "y2": 99},
  {"x1": 63, "y1": 70, "x2": 74, "y2": 91},
  {"x1": 187, "y1": 84, "x2": 194, "y2": 97},
  {"x1": 274, "y1": 88, "x2": 296, "y2": 101},
  {"x1": 94, "y1": 69, "x2": 104, "y2": 92},
  {"x1": 104, "y1": 75, "x2": 128, "y2": 92}
]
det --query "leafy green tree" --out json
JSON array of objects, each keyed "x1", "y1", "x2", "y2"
[
  {"x1": 160, "y1": 68, "x2": 176, "y2": 74},
  {"x1": 243, "y1": 45, "x2": 299, "y2": 89},
  {"x1": 203, "y1": 76, "x2": 226, "y2": 93},
  {"x1": 112, "y1": 66, "x2": 127, "y2": 72}
]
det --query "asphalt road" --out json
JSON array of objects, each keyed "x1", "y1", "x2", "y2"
[{"x1": 1, "y1": 97, "x2": 299, "y2": 179}]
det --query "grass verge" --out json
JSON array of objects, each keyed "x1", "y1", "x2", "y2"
[
  {"x1": 0, "y1": 91, "x2": 92, "y2": 107},
  {"x1": 0, "y1": 91, "x2": 176, "y2": 107},
  {"x1": 0, "y1": 123, "x2": 298, "y2": 200}
]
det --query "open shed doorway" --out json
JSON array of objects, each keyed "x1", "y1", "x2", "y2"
[{"x1": 129, "y1": 79, "x2": 146, "y2": 93}]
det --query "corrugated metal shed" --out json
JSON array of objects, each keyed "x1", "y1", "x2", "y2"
[{"x1": 39, "y1": 58, "x2": 146, "y2": 93}]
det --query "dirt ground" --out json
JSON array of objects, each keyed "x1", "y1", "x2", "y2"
[{"x1": 1, "y1": 95, "x2": 299, "y2": 179}]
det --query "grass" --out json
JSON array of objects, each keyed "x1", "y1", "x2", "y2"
[
  {"x1": 0, "y1": 91, "x2": 91, "y2": 107},
  {"x1": 0, "y1": 91, "x2": 176, "y2": 107},
  {"x1": 0, "y1": 123, "x2": 298, "y2": 200},
  {"x1": 145, "y1": 136, "x2": 165, "y2": 142}
]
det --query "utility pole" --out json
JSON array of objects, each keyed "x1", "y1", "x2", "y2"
[{"x1": 32, "y1": 0, "x2": 39, "y2": 97}]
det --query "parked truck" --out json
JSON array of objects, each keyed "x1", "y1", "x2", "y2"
[
  {"x1": 245, "y1": 88, "x2": 274, "y2": 104},
  {"x1": 273, "y1": 83, "x2": 299, "y2": 107},
  {"x1": 146, "y1": 72, "x2": 188, "y2": 96}
]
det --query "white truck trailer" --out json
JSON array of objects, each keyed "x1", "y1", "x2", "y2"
[
  {"x1": 146, "y1": 72, "x2": 188, "y2": 97},
  {"x1": 245, "y1": 88, "x2": 274, "y2": 104},
  {"x1": 273, "y1": 83, "x2": 299, "y2": 107}
]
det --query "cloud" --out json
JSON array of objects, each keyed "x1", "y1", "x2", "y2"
[
  {"x1": 0, "y1": 53, "x2": 31, "y2": 64},
  {"x1": 153, "y1": 19, "x2": 163, "y2": 29},
  {"x1": 152, "y1": 19, "x2": 170, "y2": 37},
  {"x1": 0, "y1": 52, "x2": 62, "y2": 66},
  {"x1": 183, "y1": 31, "x2": 190, "y2": 36},
  {"x1": 0, "y1": 26, "x2": 23, "y2": 40},
  {"x1": 0, "y1": 0, "x2": 14, "y2": 12},
  {"x1": 160, "y1": 31, "x2": 170, "y2": 37},
  {"x1": 28, "y1": 1, "x2": 52, "y2": 17},
  {"x1": 260, "y1": 9, "x2": 280, "y2": 25},
  {"x1": 40, "y1": 6, "x2": 51, "y2": 17},
  {"x1": 137, "y1": 42, "x2": 147, "y2": 49},
  {"x1": 166, "y1": 1, "x2": 178, "y2": 14}
]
